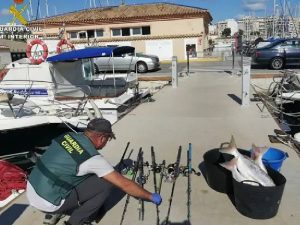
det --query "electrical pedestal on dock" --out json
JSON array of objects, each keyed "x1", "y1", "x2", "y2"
[
  {"x1": 172, "y1": 56, "x2": 178, "y2": 88},
  {"x1": 241, "y1": 57, "x2": 251, "y2": 107}
]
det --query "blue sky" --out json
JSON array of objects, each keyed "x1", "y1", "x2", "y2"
[{"x1": 0, "y1": 0, "x2": 300, "y2": 24}]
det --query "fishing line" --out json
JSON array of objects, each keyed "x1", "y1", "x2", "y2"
[
  {"x1": 165, "y1": 146, "x2": 182, "y2": 225},
  {"x1": 120, "y1": 148, "x2": 142, "y2": 225},
  {"x1": 151, "y1": 146, "x2": 160, "y2": 225},
  {"x1": 137, "y1": 150, "x2": 145, "y2": 221}
]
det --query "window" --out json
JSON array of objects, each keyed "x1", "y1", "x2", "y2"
[
  {"x1": 186, "y1": 44, "x2": 197, "y2": 58},
  {"x1": 96, "y1": 30, "x2": 103, "y2": 37},
  {"x1": 69, "y1": 30, "x2": 104, "y2": 39},
  {"x1": 282, "y1": 40, "x2": 300, "y2": 48},
  {"x1": 142, "y1": 26, "x2": 151, "y2": 35},
  {"x1": 122, "y1": 28, "x2": 130, "y2": 36},
  {"x1": 112, "y1": 29, "x2": 121, "y2": 36},
  {"x1": 111, "y1": 26, "x2": 151, "y2": 37},
  {"x1": 78, "y1": 31, "x2": 87, "y2": 39},
  {"x1": 69, "y1": 32, "x2": 77, "y2": 39},
  {"x1": 132, "y1": 27, "x2": 141, "y2": 35},
  {"x1": 87, "y1": 30, "x2": 95, "y2": 38},
  {"x1": 112, "y1": 28, "x2": 130, "y2": 36}
]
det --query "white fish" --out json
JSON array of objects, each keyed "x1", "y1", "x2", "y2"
[
  {"x1": 220, "y1": 157, "x2": 259, "y2": 186},
  {"x1": 251, "y1": 144, "x2": 268, "y2": 173},
  {"x1": 220, "y1": 136, "x2": 275, "y2": 187}
]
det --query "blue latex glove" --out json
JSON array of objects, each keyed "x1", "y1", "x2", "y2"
[{"x1": 151, "y1": 193, "x2": 162, "y2": 205}]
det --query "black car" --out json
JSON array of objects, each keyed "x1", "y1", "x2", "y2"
[{"x1": 252, "y1": 38, "x2": 300, "y2": 70}]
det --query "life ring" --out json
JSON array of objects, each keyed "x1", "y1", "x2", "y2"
[
  {"x1": 56, "y1": 39, "x2": 75, "y2": 54},
  {"x1": 26, "y1": 39, "x2": 48, "y2": 65}
]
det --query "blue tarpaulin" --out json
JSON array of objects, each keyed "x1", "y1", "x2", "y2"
[{"x1": 47, "y1": 46, "x2": 135, "y2": 62}]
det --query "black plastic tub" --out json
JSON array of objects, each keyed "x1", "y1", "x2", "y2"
[
  {"x1": 203, "y1": 149, "x2": 233, "y2": 193},
  {"x1": 233, "y1": 167, "x2": 286, "y2": 219}
]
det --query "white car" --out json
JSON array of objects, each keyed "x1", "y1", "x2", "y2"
[{"x1": 94, "y1": 52, "x2": 160, "y2": 73}]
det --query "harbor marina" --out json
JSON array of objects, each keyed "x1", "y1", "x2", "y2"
[{"x1": 0, "y1": 47, "x2": 300, "y2": 225}]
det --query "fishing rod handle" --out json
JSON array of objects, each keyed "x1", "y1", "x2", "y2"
[{"x1": 188, "y1": 143, "x2": 192, "y2": 172}]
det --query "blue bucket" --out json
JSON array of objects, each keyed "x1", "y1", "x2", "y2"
[{"x1": 262, "y1": 147, "x2": 289, "y2": 171}]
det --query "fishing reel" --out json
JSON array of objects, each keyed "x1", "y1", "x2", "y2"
[
  {"x1": 151, "y1": 160, "x2": 166, "y2": 173},
  {"x1": 120, "y1": 167, "x2": 130, "y2": 175},
  {"x1": 119, "y1": 160, "x2": 134, "y2": 176},
  {"x1": 164, "y1": 163, "x2": 177, "y2": 183},
  {"x1": 136, "y1": 176, "x2": 147, "y2": 185},
  {"x1": 151, "y1": 163, "x2": 162, "y2": 173},
  {"x1": 135, "y1": 161, "x2": 151, "y2": 185},
  {"x1": 181, "y1": 166, "x2": 201, "y2": 177},
  {"x1": 141, "y1": 161, "x2": 151, "y2": 179},
  {"x1": 181, "y1": 166, "x2": 189, "y2": 177}
]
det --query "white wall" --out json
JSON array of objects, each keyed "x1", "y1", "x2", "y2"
[
  {"x1": 145, "y1": 40, "x2": 173, "y2": 60},
  {"x1": 227, "y1": 19, "x2": 238, "y2": 35},
  {"x1": 0, "y1": 50, "x2": 12, "y2": 69}
]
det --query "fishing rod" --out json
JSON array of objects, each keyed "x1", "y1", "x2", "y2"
[
  {"x1": 127, "y1": 149, "x2": 134, "y2": 160},
  {"x1": 187, "y1": 143, "x2": 192, "y2": 222},
  {"x1": 151, "y1": 146, "x2": 160, "y2": 225},
  {"x1": 116, "y1": 142, "x2": 130, "y2": 173},
  {"x1": 119, "y1": 148, "x2": 142, "y2": 225},
  {"x1": 137, "y1": 150, "x2": 145, "y2": 221},
  {"x1": 165, "y1": 146, "x2": 182, "y2": 225},
  {"x1": 158, "y1": 160, "x2": 165, "y2": 194}
]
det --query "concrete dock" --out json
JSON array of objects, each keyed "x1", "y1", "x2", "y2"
[{"x1": 2, "y1": 71, "x2": 300, "y2": 225}]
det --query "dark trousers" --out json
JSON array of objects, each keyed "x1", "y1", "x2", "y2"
[{"x1": 54, "y1": 175, "x2": 113, "y2": 225}]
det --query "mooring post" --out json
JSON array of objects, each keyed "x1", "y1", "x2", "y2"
[
  {"x1": 186, "y1": 52, "x2": 190, "y2": 75},
  {"x1": 172, "y1": 56, "x2": 178, "y2": 88},
  {"x1": 241, "y1": 56, "x2": 251, "y2": 107},
  {"x1": 232, "y1": 46, "x2": 235, "y2": 70}
]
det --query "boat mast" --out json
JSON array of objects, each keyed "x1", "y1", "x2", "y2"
[
  {"x1": 29, "y1": 0, "x2": 33, "y2": 16},
  {"x1": 285, "y1": 0, "x2": 299, "y2": 37},
  {"x1": 27, "y1": 0, "x2": 33, "y2": 21},
  {"x1": 88, "y1": 0, "x2": 97, "y2": 8},
  {"x1": 45, "y1": 0, "x2": 49, "y2": 17},
  {"x1": 273, "y1": 0, "x2": 276, "y2": 37},
  {"x1": 39, "y1": 1, "x2": 42, "y2": 19},
  {"x1": 283, "y1": 0, "x2": 286, "y2": 38},
  {"x1": 53, "y1": 6, "x2": 57, "y2": 16}
]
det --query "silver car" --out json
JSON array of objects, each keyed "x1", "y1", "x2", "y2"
[{"x1": 93, "y1": 52, "x2": 160, "y2": 73}]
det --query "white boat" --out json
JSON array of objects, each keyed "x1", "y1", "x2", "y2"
[
  {"x1": 0, "y1": 46, "x2": 149, "y2": 132},
  {"x1": 274, "y1": 71, "x2": 300, "y2": 103},
  {"x1": 277, "y1": 92, "x2": 300, "y2": 101}
]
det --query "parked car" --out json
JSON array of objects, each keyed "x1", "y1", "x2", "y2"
[
  {"x1": 93, "y1": 52, "x2": 160, "y2": 73},
  {"x1": 252, "y1": 38, "x2": 300, "y2": 70}
]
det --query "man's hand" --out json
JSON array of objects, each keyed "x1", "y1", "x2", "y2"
[
  {"x1": 151, "y1": 193, "x2": 162, "y2": 205},
  {"x1": 103, "y1": 171, "x2": 152, "y2": 200}
]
